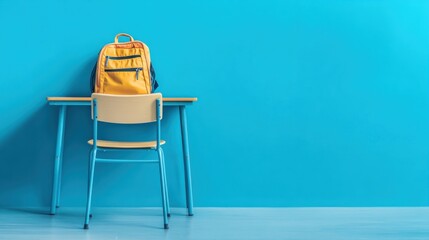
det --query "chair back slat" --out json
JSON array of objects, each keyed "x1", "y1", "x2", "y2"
[{"x1": 91, "y1": 93, "x2": 162, "y2": 124}]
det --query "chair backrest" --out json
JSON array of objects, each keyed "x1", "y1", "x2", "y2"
[{"x1": 91, "y1": 93, "x2": 162, "y2": 124}]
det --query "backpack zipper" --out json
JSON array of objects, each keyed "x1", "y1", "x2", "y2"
[
  {"x1": 104, "y1": 55, "x2": 141, "y2": 67},
  {"x1": 105, "y1": 67, "x2": 143, "y2": 80}
]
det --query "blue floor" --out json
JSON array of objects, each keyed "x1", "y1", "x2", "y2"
[{"x1": 0, "y1": 207, "x2": 428, "y2": 239}]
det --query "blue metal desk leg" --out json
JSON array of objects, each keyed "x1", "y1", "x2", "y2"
[
  {"x1": 179, "y1": 106, "x2": 194, "y2": 216},
  {"x1": 50, "y1": 106, "x2": 67, "y2": 215},
  {"x1": 56, "y1": 113, "x2": 66, "y2": 209}
]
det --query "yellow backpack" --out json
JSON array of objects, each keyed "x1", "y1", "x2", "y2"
[{"x1": 91, "y1": 33, "x2": 158, "y2": 94}]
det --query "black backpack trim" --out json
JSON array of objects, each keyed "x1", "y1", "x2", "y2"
[
  {"x1": 90, "y1": 62, "x2": 97, "y2": 93},
  {"x1": 150, "y1": 63, "x2": 159, "y2": 92}
]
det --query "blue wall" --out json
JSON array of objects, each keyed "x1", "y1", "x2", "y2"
[{"x1": 1, "y1": 0, "x2": 429, "y2": 207}]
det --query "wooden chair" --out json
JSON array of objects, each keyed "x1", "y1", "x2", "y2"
[{"x1": 83, "y1": 93, "x2": 170, "y2": 229}]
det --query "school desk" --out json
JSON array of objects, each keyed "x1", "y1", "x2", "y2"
[{"x1": 47, "y1": 97, "x2": 197, "y2": 216}]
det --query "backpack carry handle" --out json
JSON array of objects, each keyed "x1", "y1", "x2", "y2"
[{"x1": 114, "y1": 33, "x2": 134, "y2": 43}]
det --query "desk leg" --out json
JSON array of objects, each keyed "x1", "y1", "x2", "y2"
[
  {"x1": 50, "y1": 106, "x2": 67, "y2": 215},
  {"x1": 56, "y1": 114, "x2": 66, "y2": 209},
  {"x1": 179, "y1": 106, "x2": 194, "y2": 216}
]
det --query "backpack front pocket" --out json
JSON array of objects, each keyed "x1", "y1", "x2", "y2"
[
  {"x1": 105, "y1": 68, "x2": 143, "y2": 80},
  {"x1": 103, "y1": 68, "x2": 149, "y2": 94},
  {"x1": 104, "y1": 55, "x2": 143, "y2": 69}
]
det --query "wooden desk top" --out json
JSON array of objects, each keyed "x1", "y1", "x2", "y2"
[{"x1": 47, "y1": 97, "x2": 198, "y2": 102}]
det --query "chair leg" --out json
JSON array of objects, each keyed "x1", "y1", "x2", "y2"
[
  {"x1": 84, "y1": 149, "x2": 96, "y2": 229},
  {"x1": 160, "y1": 148, "x2": 170, "y2": 217},
  {"x1": 86, "y1": 150, "x2": 93, "y2": 218},
  {"x1": 157, "y1": 148, "x2": 169, "y2": 229}
]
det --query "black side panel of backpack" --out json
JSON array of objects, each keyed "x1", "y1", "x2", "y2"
[
  {"x1": 150, "y1": 63, "x2": 159, "y2": 92},
  {"x1": 90, "y1": 62, "x2": 97, "y2": 93}
]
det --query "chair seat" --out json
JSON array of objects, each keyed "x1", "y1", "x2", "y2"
[{"x1": 88, "y1": 139, "x2": 166, "y2": 149}]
